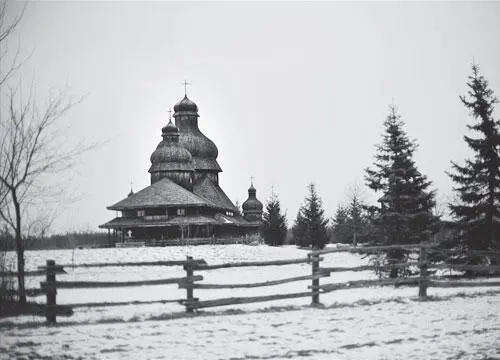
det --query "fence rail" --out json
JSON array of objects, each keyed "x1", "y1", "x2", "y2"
[{"x1": 5, "y1": 243, "x2": 500, "y2": 324}]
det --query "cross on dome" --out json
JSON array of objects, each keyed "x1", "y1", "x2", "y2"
[{"x1": 182, "y1": 80, "x2": 190, "y2": 96}]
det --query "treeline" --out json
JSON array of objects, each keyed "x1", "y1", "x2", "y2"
[
  {"x1": 0, "y1": 228, "x2": 109, "y2": 251},
  {"x1": 261, "y1": 64, "x2": 500, "y2": 267}
]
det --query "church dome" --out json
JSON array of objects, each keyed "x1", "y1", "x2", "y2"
[
  {"x1": 149, "y1": 120, "x2": 194, "y2": 173},
  {"x1": 162, "y1": 119, "x2": 178, "y2": 134},
  {"x1": 173, "y1": 93, "x2": 222, "y2": 174},
  {"x1": 149, "y1": 145, "x2": 194, "y2": 171},
  {"x1": 242, "y1": 183, "x2": 263, "y2": 212},
  {"x1": 174, "y1": 95, "x2": 198, "y2": 114}
]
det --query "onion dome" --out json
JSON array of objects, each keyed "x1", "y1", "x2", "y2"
[
  {"x1": 149, "y1": 117, "x2": 194, "y2": 189},
  {"x1": 242, "y1": 182, "x2": 263, "y2": 221},
  {"x1": 162, "y1": 119, "x2": 178, "y2": 134},
  {"x1": 173, "y1": 94, "x2": 222, "y2": 174},
  {"x1": 149, "y1": 119, "x2": 194, "y2": 173},
  {"x1": 173, "y1": 95, "x2": 198, "y2": 115}
]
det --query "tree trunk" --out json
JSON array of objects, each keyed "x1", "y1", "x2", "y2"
[{"x1": 13, "y1": 192, "x2": 26, "y2": 304}]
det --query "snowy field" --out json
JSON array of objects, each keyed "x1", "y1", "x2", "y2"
[{"x1": 1, "y1": 245, "x2": 500, "y2": 359}]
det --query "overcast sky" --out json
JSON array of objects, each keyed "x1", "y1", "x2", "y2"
[{"x1": 5, "y1": 1, "x2": 500, "y2": 234}]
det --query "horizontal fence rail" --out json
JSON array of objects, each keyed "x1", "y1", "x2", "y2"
[
  {"x1": 41, "y1": 276, "x2": 203, "y2": 290},
  {"x1": 309, "y1": 243, "x2": 435, "y2": 256},
  {"x1": 191, "y1": 258, "x2": 314, "y2": 271},
  {"x1": 54, "y1": 259, "x2": 207, "y2": 269},
  {"x1": 4, "y1": 243, "x2": 500, "y2": 324},
  {"x1": 179, "y1": 273, "x2": 330, "y2": 290},
  {"x1": 185, "y1": 292, "x2": 316, "y2": 310}
]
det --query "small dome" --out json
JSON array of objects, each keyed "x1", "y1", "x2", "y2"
[
  {"x1": 162, "y1": 119, "x2": 178, "y2": 134},
  {"x1": 242, "y1": 183, "x2": 263, "y2": 212},
  {"x1": 242, "y1": 198, "x2": 263, "y2": 212},
  {"x1": 174, "y1": 95, "x2": 198, "y2": 114}
]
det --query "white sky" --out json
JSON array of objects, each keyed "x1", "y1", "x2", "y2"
[{"x1": 5, "y1": 1, "x2": 500, "y2": 233}]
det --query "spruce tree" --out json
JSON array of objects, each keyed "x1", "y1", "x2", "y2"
[
  {"x1": 292, "y1": 208, "x2": 309, "y2": 247},
  {"x1": 332, "y1": 205, "x2": 350, "y2": 244},
  {"x1": 448, "y1": 64, "x2": 500, "y2": 252},
  {"x1": 301, "y1": 183, "x2": 329, "y2": 249},
  {"x1": 365, "y1": 106, "x2": 437, "y2": 276},
  {"x1": 262, "y1": 191, "x2": 288, "y2": 246}
]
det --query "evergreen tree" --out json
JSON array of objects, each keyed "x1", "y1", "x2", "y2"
[
  {"x1": 261, "y1": 191, "x2": 288, "y2": 246},
  {"x1": 346, "y1": 186, "x2": 369, "y2": 246},
  {"x1": 299, "y1": 183, "x2": 329, "y2": 249},
  {"x1": 365, "y1": 106, "x2": 437, "y2": 277},
  {"x1": 448, "y1": 64, "x2": 500, "y2": 252},
  {"x1": 292, "y1": 207, "x2": 309, "y2": 247},
  {"x1": 332, "y1": 204, "x2": 350, "y2": 244}
]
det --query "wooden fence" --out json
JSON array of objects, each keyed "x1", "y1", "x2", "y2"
[{"x1": 3, "y1": 243, "x2": 500, "y2": 324}]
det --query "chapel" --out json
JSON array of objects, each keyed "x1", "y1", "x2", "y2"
[{"x1": 100, "y1": 92, "x2": 263, "y2": 245}]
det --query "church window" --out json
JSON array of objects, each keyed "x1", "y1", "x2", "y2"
[
  {"x1": 177, "y1": 208, "x2": 186, "y2": 216},
  {"x1": 137, "y1": 210, "x2": 145, "y2": 217}
]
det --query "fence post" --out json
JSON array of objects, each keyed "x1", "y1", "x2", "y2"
[
  {"x1": 311, "y1": 253, "x2": 321, "y2": 306},
  {"x1": 45, "y1": 260, "x2": 57, "y2": 324},
  {"x1": 183, "y1": 256, "x2": 196, "y2": 313},
  {"x1": 418, "y1": 245, "x2": 428, "y2": 298}
]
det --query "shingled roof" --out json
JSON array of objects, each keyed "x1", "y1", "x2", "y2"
[
  {"x1": 108, "y1": 177, "x2": 217, "y2": 211},
  {"x1": 193, "y1": 177, "x2": 237, "y2": 212},
  {"x1": 100, "y1": 213, "x2": 261, "y2": 229}
]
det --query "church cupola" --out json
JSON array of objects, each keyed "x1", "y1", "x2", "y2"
[
  {"x1": 173, "y1": 95, "x2": 199, "y2": 115},
  {"x1": 149, "y1": 111, "x2": 194, "y2": 189},
  {"x1": 242, "y1": 181, "x2": 263, "y2": 221},
  {"x1": 173, "y1": 86, "x2": 222, "y2": 184}
]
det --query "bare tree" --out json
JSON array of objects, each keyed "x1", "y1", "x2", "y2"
[{"x1": 0, "y1": 1, "x2": 90, "y2": 303}]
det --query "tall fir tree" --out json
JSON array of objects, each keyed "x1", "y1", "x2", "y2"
[
  {"x1": 261, "y1": 191, "x2": 288, "y2": 246},
  {"x1": 294, "y1": 183, "x2": 329, "y2": 249},
  {"x1": 448, "y1": 64, "x2": 500, "y2": 252},
  {"x1": 365, "y1": 106, "x2": 437, "y2": 277}
]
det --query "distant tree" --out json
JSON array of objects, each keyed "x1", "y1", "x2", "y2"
[
  {"x1": 234, "y1": 199, "x2": 241, "y2": 215},
  {"x1": 332, "y1": 184, "x2": 371, "y2": 245},
  {"x1": 261, "y1": 191, "x2": 287, "y2": 246},
  {"x1": 331, "y1": 204, "x2": 350, "y2": 244},
  {"x1": 365, "y1": 105, "x2": 438, "y2": 277},
  {"x1": 295, "y1": 183, "x2": 329, "y2": 249},
  {"x1": 448, "y1": 64, "x2": 500, "y2": 254}
]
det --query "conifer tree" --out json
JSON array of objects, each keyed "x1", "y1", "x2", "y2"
[
  {"x1": 332, "y1": 204, "x2": 350, "y2": 244},
  {"x1": 332, "y1": 185, "x2": 370, "y2": 245},
  {"x1": 292, "y1": 208, "x2": 309, "y2": 247},
  {"x1": 448, "y1": 64, "x2": 500, "y2": 252},
  {"x1": 365, "y1": 106, "x2": 437, "y2": 276},
  {"x1": 261, "y1": 191, "x2": 288, "y2": 246},
  {"x1": 295, "y1": 183, "x2": 329, "y2": 249}
]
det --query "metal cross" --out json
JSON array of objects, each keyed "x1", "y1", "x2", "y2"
[
  {"x1": 182, "y1": 80, "x2": 190, "y2": 96},
  {"x1": 250, "y1": 176, "x2": 254, "y2": 186},
  {"x1": 168, "y1": 109, "x2": 172, "y2": 121}
]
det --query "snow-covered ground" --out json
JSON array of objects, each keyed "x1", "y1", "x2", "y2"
[{"x1": 1, "y1": 245, "x2": 499, "y2": 359}]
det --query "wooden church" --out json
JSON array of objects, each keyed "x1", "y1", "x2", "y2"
[{"x1": 100, "y1": 92, "x2": 263, "y2": 245}]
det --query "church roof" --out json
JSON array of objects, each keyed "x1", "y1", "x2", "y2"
[
  {"x1": 193, "y1": 177, "x2": 237, "y2": 212},
  {"x1": 108, "y1": 177, "x2": 218, "y2": 211},
  {"x1": 99, "y1": 213, "x2": 260, "y2": 229}
]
